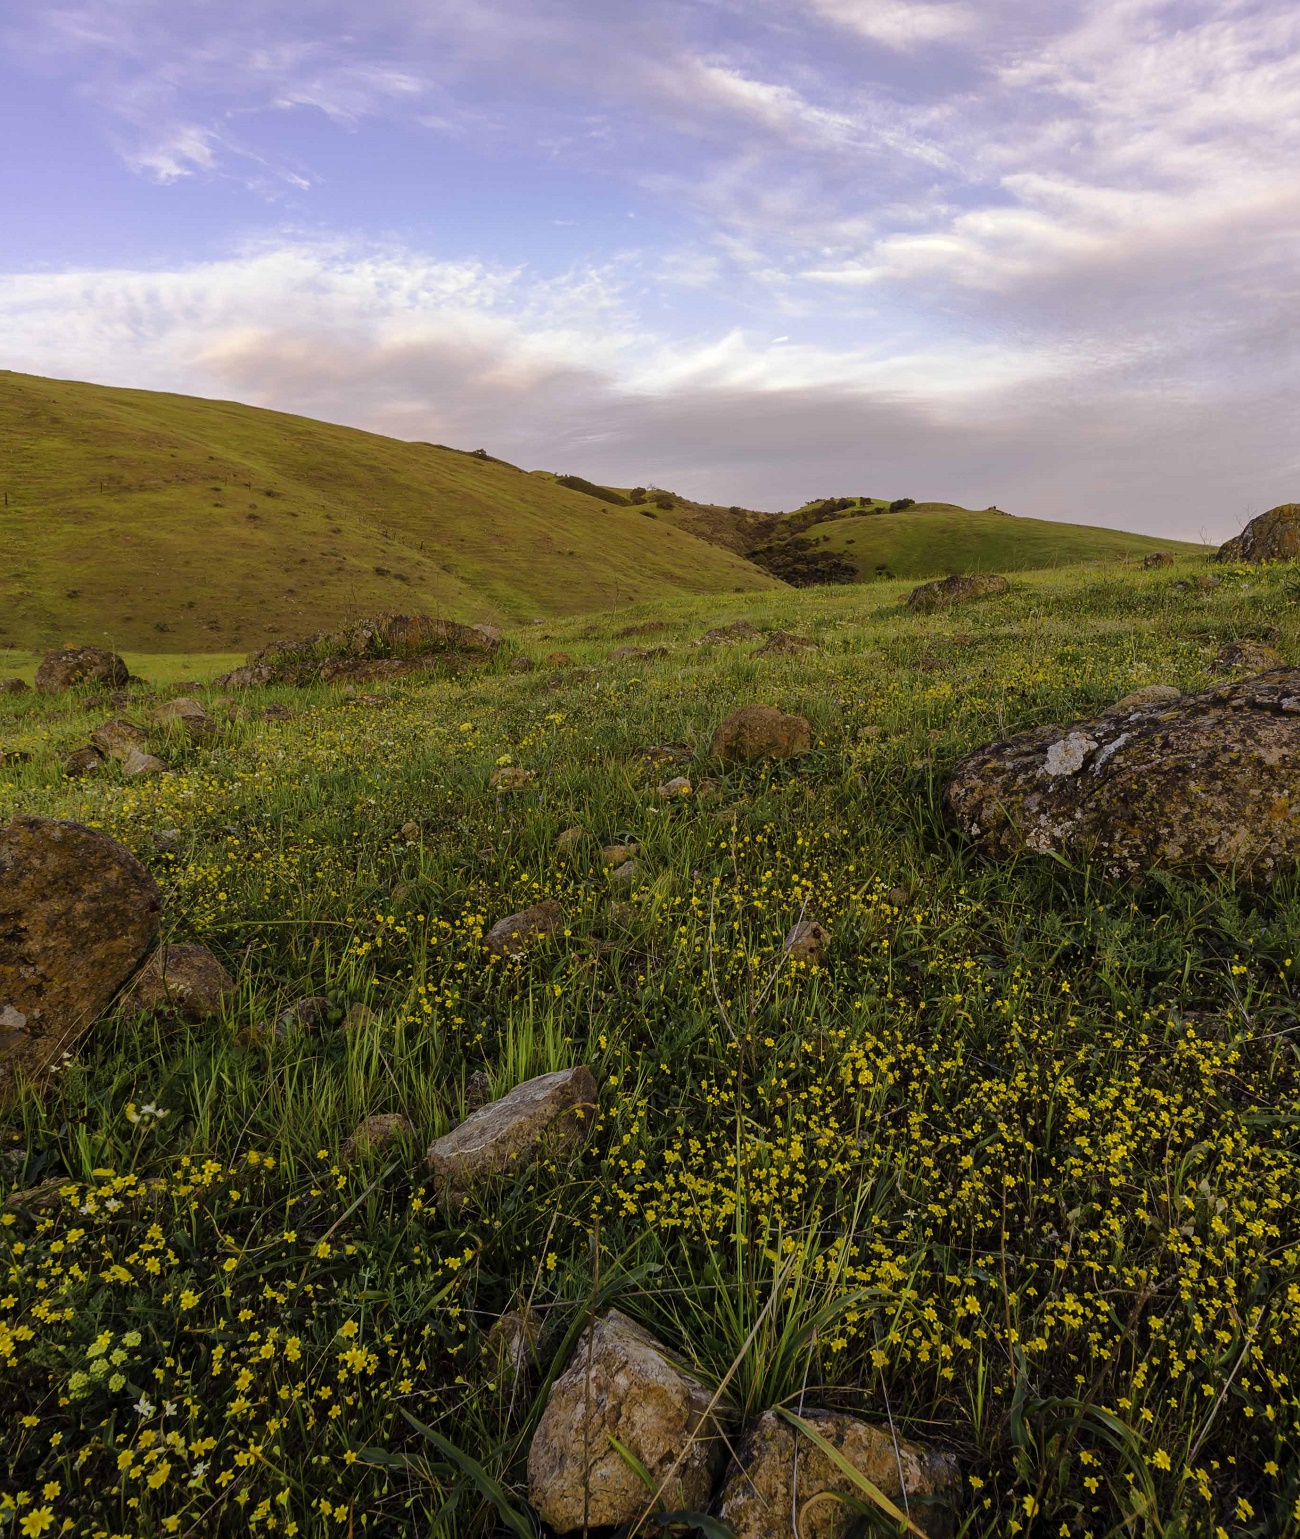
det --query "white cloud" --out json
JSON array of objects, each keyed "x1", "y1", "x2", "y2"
[{"x1": 805, "y1": 0, "x2": 975, "y2": 49}]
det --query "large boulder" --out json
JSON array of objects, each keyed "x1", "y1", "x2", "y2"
[
  {"x1": 35, "y1": 646, "x2": 130, "y2": 695},
  {"x1": 0, "y1": 817, "x2": 161, "y2": 1095},
  {"x1": 123, "y1": 944, "x2": 234, "y2": 1020},
  {"x1": 528, "y1": 1309, "x2": 732, "y2": 1532},
  {"x1": 90, "y1": 720, "x2": 150, "y2": 762},
  {"x1": 425, "y1": 1065, "x2": 596, "y2": 1203},
  {"x1": 718, "y1": 1409, "x2": 959, "y2": 1539},
  {"x1": 711, "y1": 705, "x2": 812, "y2": 763},
  {"x1": 215, "y1": 613, "x2": 499, "y2": 689},
  {"x1": 1217, "y1": 504, "x2": 1300, "y2": 563},
  {"x1": 906, "y1": 573, "x2": 1008, "y2": 611},
  {"x1": 1215, "y1": 640, "x2": 1283, "y2": 673},
  {"x1": 945, "y1": 668, "x2": 1300, "y2": 878}
]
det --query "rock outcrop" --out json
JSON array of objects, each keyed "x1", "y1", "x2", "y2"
[
  {"x1": 906, "y1": 573, "x2": 1008, "y2": 611},
  {"x1": 753, "y1": 631, "x2": 818, "y2": 657},
  {"x1": 0, "y1": 817, "x2": 161, "y2": 1094},
  {"x1": 1217, "y1": 504, "x2": 1300, "y2": 563},
  {"x1": 946, "y1": 668, "x2": 1300, "y2": 878},
  {"x1": 711, "y1": 705, "x2": 812, "y2": 763},
  {"x1": 35, "y1": 646, "x2": 130, "y2": 695},
  {"x1": 124, "y1": 944, "x2": 234, "y2": 1020},
  {"x1": 1215, "y1": 640, "x2": 1283, "y2": 673},
  {"x1": 215, "y1": 614, "x2": 499, "y2": 689},
  {"x1": 527, "y1": 1309, "x2": 731, "y2": 1532}
]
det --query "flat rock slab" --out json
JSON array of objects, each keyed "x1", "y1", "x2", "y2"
[
  {"x1": 0, "y1": 817, "x2": 161, "y2": 1095},
  {"x1": 946, "y1": 667, "x2": 1300, "y2": 878},
  {"x1": 528, "y1": 1308, "x2": 731, "y2": 1532},
  {"x1": 719, "y1": 1408, "x2": 958, "y2": 1539},
  {"x1": 425, "y1": 1064, "x2": 596, "y2": 1202},
  {"x1": 485, "y1": 900, "x2": 563, "y2": 957}
]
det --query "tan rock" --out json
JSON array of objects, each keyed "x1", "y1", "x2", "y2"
[
  {"x1": 150, "y1": 697, "x2": 213, "y2": 739},
  {"x1": 694, "y1": 777, "x2": 721, "y2": 801},
  {"x1": 485, "y1": 901, "x2": 564, "y2": 958},
  {"x1": 753, "y1": 630, "x2": 818, "y2": 657},
  {"x1": 343, "y1": 1002, "x2": 376, "y2": 1032},
  {"x1": 607, "y1": 859, "x2": 640, "y2": 888},
  {"x1": 341, "y1": 1112, "x2": 414, "y2": 1165},
  {"x1": 490, "y1": 765, "x2": 535, "y2": 790},
  {"x1": 711, "y1": 704, "x2": 812, "y2": 763},
  {"x1": 1142, "y1": 551, "x2": 1174, "y2": 568},
  {"x1": 1217, "y1": 504, "x2": 1300, "y2": 562},
  {"x1": 555, "y1": 826, "x2": 586, "y2": 859},
  {"x1": 0, "y1": 678, "x2": 30, "y2": 695},
  {"x1": 1214, "y1": 640, "x2": 1284, "y2": 674},
  {"x1": 425, "y1": 1064, "x2": 596, "y2": 1202},
  {"x1": 484, "y1": 1308, "x2": 539, "y2": 1384},
  {"x1": 1108, "y1": 685, "x2": 1182, "y2": 712},
  {"x1": 124, "y1": 944, "x2": 234, "y2": 1020},
  {"x1": 35, "y1": 646, "x2": 130, "y2": 694},
  {"x1": 121, "y1": 747, "x2": 170, "y2": 778},
  {"x1": 718, "y1": 1408, "x2": 959, "y2": 1539},
  {"x1": 906, "y1": 573, "x2": 1009, "y2": 611},
  {"x1": 784, "y1": 919, "x2": 830, "y2": 962},
  {"x1": 527, "y1": 1309, "x2": 732, "y2": 1533},
  {"x1": 657, "y1": 776, "x2": 692, "y2": 799},
  {"x1": 602, "y1": 842, "x2": 638, "y2": 864},
  {"x1": 90, "y1": 719, "x2": 150, "y2": 763},
  {"x1": 400, "y1": 821, "x2": 421, "y2": 841}
]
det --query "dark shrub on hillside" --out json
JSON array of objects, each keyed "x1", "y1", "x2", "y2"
[
  {"x1": 750, "y1": 540, "x2": 856, "y2": 587},
  {"x1": 628, "y1": 487, "x2": 647, "y2": 504},
  {"x1": 889, "y1": 497, "x2": 916, "y2": 512},
  {"x1": 556, "y1": 474, "x2": 629, "y2": 506}
]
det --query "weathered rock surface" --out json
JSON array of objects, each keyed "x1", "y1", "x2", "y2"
[
  {"x1": 555, "y1": 826, "x2": 586, "y2": 859},
  {"x1": 528, "y1": 1308, "x2": 731, "y2": 1533},
  {"x1": 784, "y1": 920, "x2": 830, "y2": 962},
  {"x1": 215, "y1": 613, "x2": 498, "y2": 689},
  {"x1": 1217, "y1": 504, "x2": 1300, "y2": 563},
  {"x1": 711, "y1": 704, "x2": 812, "y2": 763},
  {"x1": 906, "y1": 573, "x2": 1009, "y2": 611},
  {"x1": 718, "y1": 1408, "x2": 959, "y2": 1539},
  {"x1": 485, "y1": 901, "x2": 563, "y2": 958},
  {"x1": 753, "y1": 631, "x2": 818, "y2": 657},
  {"x1": 0, "y1": 817, "x2": 161, "y2": 1094},
  {"x1": 1107, "y1": 685, "x2": 1181, "y2": 712},
  {"x1": 124, "y1": 944, "x2": 234, "y2": 1020},
  {"x1": 607, "y1": 858, "x2": 640, "y2": 888},
  {"x1": 602, "y1": 842, "x2": 638, "y2": 864},
  {"x1": 1142, "y1": 551, "x2": 1174, "y2": 568},
  {"x1": 1215, "y1": 640, "x2": 1284, "y2": 673},
  {"x1": 694, "y1": 620, "x2": 760, "y2": 646},
  {"x1": 35, "y1": 646, "x2": 130, "y2": 695},
  {"x1": 64, "y1": 746, "x2": 106, "y2": 778},
  {"x1": 341, "y1": 1112, "x2": 414, "y2": 1164},
  {"x1": 121, "y1": 748, "x2": 170, "y2": 778},
  {"x1": 343, "y1": 1002, "x2": 376, "y2": 1033},
  {"x1": 151, "y1": 697, "x2": 213, "y2": 738},
  {"x1": 276, "y1": 995, "x2": 332, "y2": 1034},
  {"x1": 657, "y1": 776, "x2": 692, "y2": 799},
  {"x1": 90, "y1": 720, "x2": 149, "y2": 762},
  {"x1": 485, "y1": 1308, "x2": 539, "y2": 1384},
  {"x1": 946, "y1": 668, "x2": 1300, "y2": 878},
  {"x1": 490, "y1": 765, "x2": 535, "y2": 790},
  {"x1": 425, "y1": 1064, "x2": 596, "y2": 1201},
  {"x1": 508, "y1": 654, "x2": 535, "y2": 672},
  {"x1": 0, "y1": 678, "x2": 29, "y2": 695}
]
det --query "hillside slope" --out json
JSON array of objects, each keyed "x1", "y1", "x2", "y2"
[{"x1": 0, "y1": 371, "x2": 778, "y2": 653}]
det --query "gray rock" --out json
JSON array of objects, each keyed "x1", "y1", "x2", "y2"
[
  {"x1": 484, "y1": 1308, "x2": 539, "y2": 1385},
  {"x1": 121, "y1": 747, "x2": 170, "y2": 778},
  {"x1": 150, "y1": 697, "x2": 213, "y2": 738},
  {"x1": 753, "y1": 630, "x2": 818, "y2": 657},
  {"x1": 1214, "y1": 640, "x2": 1284, "y2": 673},
  {"x1": 276, "y1": 995, "x2": 332, "y2": 1034},
  {"x1": 90, "y1": 719, "x2": 150, "y2": 763},
  {"x1": 606, "y1": 858, "x2": 640, "y2": 888},
  {"x1": 656, "y1": 776, "x2": 692, "y2": 799},
  {"x1": 485, "y1": 901, "x2": 563, "y2": 958},
  {"x1": 0, "y1": 678, "x2": 30, "y2": 695}
]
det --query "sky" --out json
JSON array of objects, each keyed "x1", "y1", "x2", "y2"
[{"x1": 2, "y1": 0, "x2": 1298, "y2": 537}]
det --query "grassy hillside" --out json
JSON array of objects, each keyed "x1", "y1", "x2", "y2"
[
  {"x1": 2, "y1": 556, "x2": 1297, "y2": 1535},
  {"x1": 0, "y1": 371, "x2": 778, "y2": 653}
]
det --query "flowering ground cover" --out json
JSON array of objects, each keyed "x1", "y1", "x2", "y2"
[{"x1": 2, "y1": 559, "x2": 1298, "y2": 1537}]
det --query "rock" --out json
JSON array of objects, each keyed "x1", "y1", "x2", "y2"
[
  {"x1": 150, "y1": 698, "x2": 212, "y2": 738},
  {"x1": 0, "y1": 817, "x2": 161, "y2": 1094},
  {"x1": 615, "y1": 621, "x2": 668, "y2": 638},
  {"x1": 484, "y1": 1308, "x2": 538, "y2": 1383},
  {"x1": 656, "y1": 776, "x2": 692, "y2": 799},
  {"x1": 546, "y1": 651, "x2": 573, "y2": 666},
  {"x1": 485, "y1": 900, "x2": 564, "y2": 958},
  {"x1": 0, "y1": 678, "x2": 29, "y2": 695},
  {"x1": 150, "y1": 829, "x2": 183, "y2": 853},
  {"x1": 490, "y1": 765, "x2": 535, "y2": 790},
  {"x1": 906, "y1": 573, "x2": 1009, "y2": 611},
  {"x1": 887, "y1": 886, "x2": 911, "y2": 908},
  {"x1": 946, "y1": 667, "x2": 1300, "y2": 878},
  {"x1": 465, "y1": 1068, "x2": 492, "y2": 1112},
  {"x1": 555, "y1": 826, "x2": 586, "y2": 859},
  {"x1": 642, "y1": 744, "x2": 687, "y2": 765},
  {"x1": 425, "y1": 1064, "x2": 596, "y2": 1201},
  {"x1": 695, "y1": 777, "x2": 720, "y2": 800},
  {"x1": 753, "y1": 631, "x2": 818, "y2": 657},
  {"x1": 527, "y1": 1308, "x2": 731, "y2": 1533},
  {"x1": 276, "y1": 995, "x2": 332, "y2": 1034},
  {"x1": 1215, "y1": 640, "x2": 1284, "y2": 673},
  {"x1": 341, "y1": 1112, "x2": 414, "y2": 1165},
  {"x1": 257, "y1": 702, "x2": 295, "y2": 720},
  {"x1": 1143, "y1": 551, "x2": 1174, "y2": 568},
  {"x1": 124, "y1": 944, "x2": 234, "y2": 1020},
  {"x1": 1108, "y1": 685, "x2": 1181, "y2": 712},
  {"x1": 35, "y1": 646, "x2": 130, "y2": 695},
  {"x1": 343, "y1": 1002, "x2": 376, "y2": 1032},
  {"x1": 90, "y1": 719, "x2": 150, "y2": 762},
  {"x1": 694, "y1": 620, "x2": 760, "y2": 646},
  {"x1": 602, "y1": 842, "x2": 639, "y2": 864},
  {"x1": 400, "y1": 821, "x2": 422, "y2": 841},
  {"x1": 711, "y1": 704, "x2": 812, "y2": 763},
  {"x1": 1182, "y1": 573, "x2": 1222, "y2": 592},
  {"x1": 608, "y1": 901, "x2": 638, "y2": 929},
  {"x1": 63, "y1": 746, "x2": 106, "y2": 778},
  {"x1": 1217, "y1": 504, "x2": 1300, "y2": 563},
  {"x1": 0, "y1": 749, "x2": 31, "y2": 767},
  {"x1": 609, "y1": 645, "x2": 669, "y2": 661},
  {"x1": 508, "y1": 654, "x2": 536, "y2": 673},
  {"x1": 784, "y1": 920, "x2": 830, "y2": 962},
  {"x1": 607, "y1": 859, "x2": 640, "y2": 888},
  {"x1": 718, "y1": 1408, "x2": 959, "y2": 1539},
  {"x1": 121, "y1": 748, "x2": 170, "y2": 778}
]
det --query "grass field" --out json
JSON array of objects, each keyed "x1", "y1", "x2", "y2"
[
  {"x1": 0, "y1": 370, "x2": 776, "y2": 655},
  {"x1": 3, "y1": 552, "x2": 1298, "y2": 1537}
]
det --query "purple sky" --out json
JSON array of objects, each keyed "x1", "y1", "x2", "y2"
[{"x1": 3, "y1": 0, "x2": 1297, "y2": 536}]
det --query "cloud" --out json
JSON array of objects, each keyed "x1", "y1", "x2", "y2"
[{"x1": 805, "y1": 0, "x2": 975, "y2": 49}]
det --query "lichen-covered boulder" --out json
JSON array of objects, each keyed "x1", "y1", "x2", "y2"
[
  {"x1": 946, "y1": 668, "x2": 1300, "y2": 878},
  {"x1": 0, "y1": 678, "x2": 29, "y2": 695},
  {"x1": 151, "y1": 697, "x2": 213, "y2": 739},
  {"x1": 1215, "y1": 640, "x2": 1283, "y2": 673},
  {"x1": 0, "y1": 817, "x2": 161, "y2": 1095},
  {"x1": 1142, "y1": 551, "x2": 1174, "y2": 568},
  {"x1": 906, "y1": 573, "x2": 1008, "y2": 611},
  {"x1": 753, "y1": 631, "x2": 818, "y2": 657},
  {"x1": 89, "y1": 720, "x2": 149, "y2": 762},
  {"x1": 35, "y1": 646, "x2": 130, "y2": 694},
  {"x1": 124, "y1": 944, "x2": 234, "y2": 1019},
  {"x1": 528, "y1": 1309, "x2": 732, "y2": 1533},
  {"x1": 711, "y1": 705, "x2": 812, "y2": 763},
  {"x1": 1217, "y1": 504, "x2": 1300, "y2": 563},
  {"x1": 341, "y1": 1112, "x2": 415, "y2": 1165},
  {"x1": 718, "y1": 1409, "x2": 959, "y2": 1539}
]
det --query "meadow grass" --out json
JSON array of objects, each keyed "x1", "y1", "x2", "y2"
[{"x1": 2, "y1": 556, "x2": 1298, "y2": 1538}]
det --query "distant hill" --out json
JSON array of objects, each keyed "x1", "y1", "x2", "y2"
[{"x1": 0, "y1": 372, "x2": 777, "y2": 653}]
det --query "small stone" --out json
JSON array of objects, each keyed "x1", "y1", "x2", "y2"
[
  {"x1": 400, "y1": 821, "x2": 421, "y2": 841},
  {"x1": 150, "y1": 828, "x2": 183, "y2": 853},
  {"x1": 465, "y1": 1068, "x2": 492, "y2": 1111},
  {"x1": 602, "y1": 842, "x2": 638, "y2": 864},
  {"x1": 608, "y1": 901, "x2": 638, "y2": 929},
  {"x1": 485, "y1": 900, "x2": 563, "y2": 958},
  {"x1": 124, "y1": 944, "x2": 234, "y2": 1020},
  {"x1": 711, "y1": 704, "x2": 812, "y2": 763},
  {"x1": 887, "y1": 886, "x2": 910, "y2": 908},
  {"x1": 753, "y1": 630, "x2": 818, "y2": 657},
  {"x1": 425, "y1": 1064, "x2": 596, "y2": 1202},
  {"x1": 607, "y1": 858, "x2": 640, "y2": 888},
  {"x1": 341, "y1": 1112, "x2": 414, "y2": 1165},
  {"x1": 490, "y1": 765, "x2": 535, "y2": 790},
  {"x1": 906, "y1": 573, "x2": 1009, "y2": 611},
  {"x1": 527, "y1": 1308, "x2": 732, "y2": 1532},
  {"x1": 784, "y1": 919, "x2": 830, "y2": 962},
  {"x1": 694, "y1": 620, "x2": 760, "y2": 646},
  {"x1": 1214, "y1": 640, "x2": 1284, "y2": 674},
  {"x1": 343, "y1": 1002, "x2": 376, "y2": 1032},
  {"x1": 656, "y1": 776, "x2": 692, "y2": 799},
  {"x1": 609, "y1": 644, "x2": 668, "y2": 661},
  {"x1": 0, "y1": 678, "x2": 30, "y2": 695},
  {"x1": 90, "y1": 719, "x2": 150, "y2": 763},
  {"x1": 35, "y1": 645, "x2": 130, "y2": 694},
  {"x1": 484, "y1": 1308, "x2": 539, "y2": 1383},
  {"x1": 555, "y1": 826, "x2": 586, "y2": 859},
  {"x1": 508, "y1": 654, "x2": 536, "y2": 672},
  {"x1": 121, "y1": 747, "x2": 170, "y2": 778},
  {"x1": 1143, "y1": 551, "x2": 1174, "y2": 568},
  {"x1": 1108, "y1": 685, "x2": 1182, "y2": 712},
  {"x1": 63, "y1": 745, "x2": 106, "y2": 778},
  {"x1": 276, "y1": 995, "x2": 332, "y2": 1034},
  {"x1": 546, "y1": 651, "x2": 573, "y2": 666},
  {"x1": 257, "y1": 702, "x2": 295, "y2": 721},
  {"x1": 694, "y1": 777, "x2": 720, "y2": 800}
]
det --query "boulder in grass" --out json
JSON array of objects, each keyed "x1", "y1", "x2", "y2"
[
  {"x1": 485, "y1": 900, "x2": 563, "y2": 958},
  {"x1": 64, "y1": 746, "x2": 106, "y2": 779},
  {"x1": 90, "y1": 720, "x2": 150, "y2": 763},
  {"x1": 711, "y1": 704, "x2": 812, "y2": 763},
  {"x1": 1107, "y1": 685, "x2": 1180, "y2": 713},
  {"x1": 0, "y1": 678, "x2": 29, "y2": 695},
  {"x1": 718, "y1": 1408, "x2": 959, "y2": 1539},
  {"x1": 784, "y1": 919, "x2": 830, "y2": 962},
  {"x1": 490, "y1": 765, "x2": 535, "y2": 791},
  {"x1": 508, "y1": 654, "x2": 536, "y2": 673},
  {"x1": 0, "y1": 816, "x2": 161, "y2": 1096},
  {"x1": 752, "y1": 630, "x2": 818, "y2": 658},
  {"x1": 124, "y1": 944, "x2": 234, "y2": 1020},
  {"x1": 602, "y1": 842, "x2": 638, "y2": 864},
  {"x1": 35, "y1": 646, "x2": 130, "y2": 695},
  {"x1": 1143, "y1": 551, "x2": 1174, "y2": 569},
  {"x1": 527, "y1": 1308, "x2": 732, "y2": 1533},
  {"x1": 276, "y1": 995, "x2": 332, "y2": 1035},
  {"x1": 151, "y1": 697, "x2": 213, "y2": 739},
  {"x1": 341, "y1": 1112, "x2": 415, "y2": 1165},
  {"x1": 121, "y1": 748, "x2": 170, "y2": 778},
  {"x1": 1214, "y1": 640, "x2": 1284, "y2": 674},
  {"x1": 606, "y1": 858, "x2": 640, "y2": 889},
  {"x1": 425, "y1": 1064, "x2": 596, "y2": 1203},
  {"x1": 1217, "y1": 504, "x2": 1300, "y2": 563},
  {"x1": 656, "y1": 776, "x2": 692, "y2": 799},
  {"x1": 555, "y1": 826, "x2": 586, "y2": 860},
  {"x1": 906, "y1": 573, "x2": 1008, "y2": 611}
]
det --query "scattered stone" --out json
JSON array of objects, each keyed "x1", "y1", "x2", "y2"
[
  {"x1": 508, "y1": 654, "x2": 536, "y2": 672},
  {"x1": 609, "y1": 644, "x2": 669, "y2": 661},
  {"x1": 400, "y1": 821, "x2": 422, "y2": 842},
  {"x1": 150, "y1": 828, "x2": 183, "y2": 853},
  {"x1": 642, "y1": 744, "x2": 687, "y2": 765},
  {"x1": 602, "y1": 842, "x2": 638, "y2": 864},
  {"x1": 216, "y1": 613, "x2": 499, "y2": 689},
  {"x1": 343, "y1": 1002, "x2": 376, "y2": 1033},
  {"x1": 425, "y1": 1064, "x2": 596, "y2": 1202},
  {"x1": 546, "y1": 651, "x2": 573, "y2": 667},
  {"x1": 753, "y1": 630, "x2": 818, "y2": 657},
  {"x1": 484, "y1": 1308, "x2": 539, "y2": 1383},
  {"x1": 90, "y1": 719, "x2": 150, "y2": 762},
  {"x1": 276, "y1": 996, "x2": 332, "y2": 1034},
  {"x1": 63, "y1": 745, "x2": 106, "y2": 778},
  {"x1": 0, "y1": 817, "x2": 161, "y2": 1094},
  {"x1": 1178, "y1": 573, "x2": 1222, "y2": 593},
  {"x1": 341, "y1": 1112, "x2": 414, "y2": 1165},
  {"x1": 887, "y1": 886, "x2": 911, "y2": 908},
  {"x1": 694, "y1": 620, "x2": 760, "y2": 646},
  {"x1": 1108, "y1": 685, "x2": 1181, "y2": 712},
  {"x1": 718, "y1": 1408, "x2": 959, "y2": 1539},
  {"x1": 124, "y1": 944, "x2": 234, "y2": 1020},
  {"x1": 1217, "y1": 504, "x2": 1300, "y2": 563},
  {"x1": 906, "y1": 573, "x2": 1009, "y2": 611},
  {"x1": 465, "y1": 1068, "x2": 492, "y2": 1112},
  {"x1": 784, "y1": 920, "x2": 830, "y2": 962},
  {"x1": 150, "y1": 697, "x2": 213, "y2": 738},
  {"x1": 0, "y1": 749, "x2": 31, "y2": 767},
  {"x1": 490, "y1": 765, "x2": 535, "y2": 790},
  {"x1": 1143, "y1": 551, "x2": 1174, "y2": 569},
  {"x1": 608, "y1": 901, "x2": 638, "y2": 929},
  {"x1": 695, "y1": 777, "x2": 720, "y2": 800},
  {"x1": 485, "y1": 900, "x2": 564, "y2": 958},
  {"x1": 35, "y1": 646, "x2": 130, "y2": 695},
  {"x1": 1215, "y1": 640, "x2": 1284, "y2": 673},
  {"x1": 527, "y1": 1308, "x2": 731, "y2": 1533},
  {"x1": 121, "y1": 748, "x2": 170, "y2": 778},
  {"x1": 615, "y1": 621, "x2": 668, "y2": 638},
  {"x1": 555, "y1": 826, "x2": 586, "y2": 859},
  {"x1": 257, "y1": 703, "x2": 295, "y2": 721},
  {"x1": 711, "y1": 704, "x2": 812, "y2": 763},
  {"x1": 946, "y1": 667, "x2": 1300, "y2": 878},
  {"x1": 607, "y1": 859, "x2": 640, "y2": 888},
  {"x1": 656, "y1": 776, "x2": 692, "y2": 799},
  {"x1": 0, "y1": 678, "x2": 29, "y2": 695}
]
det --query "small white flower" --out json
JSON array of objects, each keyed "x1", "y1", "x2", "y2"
[{"x1": 133, "y1": 1396, "x2": 155, "y2": 1418}]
